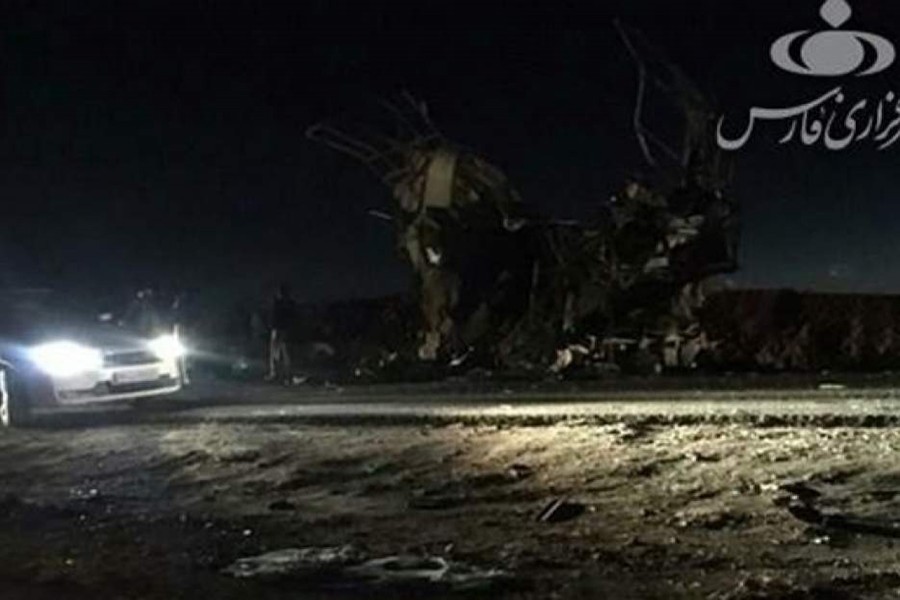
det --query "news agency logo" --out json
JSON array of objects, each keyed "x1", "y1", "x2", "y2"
[
  {"x1": 717, "y1": 0, "x2": 900, "y2": 151},
  {"x1": 771, "y1": 0, "x2": 894, "y2": 77}
]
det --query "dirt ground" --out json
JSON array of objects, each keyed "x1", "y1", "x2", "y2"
[{"x1": 4, "y1": 413, "x2": 900, "y2": 599}]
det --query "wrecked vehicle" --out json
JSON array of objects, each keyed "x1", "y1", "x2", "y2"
[
  {"x1": 307, "y1": 27, "x2": 739, "y2": 376},
  {"x1": 0, "y1": 289, "x2": 187, "y2": 427}
]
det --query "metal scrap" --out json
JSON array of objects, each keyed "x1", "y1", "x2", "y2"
[
  {"x1": 346, "y1": 555, "x2": 510, "y2": 590},
  {"x1": 223, "y1": 547, "x2": 510, "y2": 591},
  {"x1": 222, "y1": 545, "x2": 362, "y2": 579},
  {"x1": 537, "y1": 498, "x2": 586, "y2": 523},
  {"x1": 307, "y1": 27, "x2": 738, "y2": 375}
]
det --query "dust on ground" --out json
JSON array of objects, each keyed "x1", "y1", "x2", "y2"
[{"x1": 3, "y1": 416, "x2": 900, "y2": 598}]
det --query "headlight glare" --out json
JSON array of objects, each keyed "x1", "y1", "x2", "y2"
[
  {"x1": 149, "y1": 334, "x2": 186, "y2": 360},
  {"x1": 29, "y1": 341, "x2": 103, "y2": 377}
]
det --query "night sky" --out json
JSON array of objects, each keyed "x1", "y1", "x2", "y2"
[{"x1": 5, "y1": 0, "x2": 900, "y2": 304}]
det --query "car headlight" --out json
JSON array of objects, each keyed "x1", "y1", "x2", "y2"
[
  {"x1": 29, "y1": 341, "x2": 103, "y2": 377},
  {"x1": 148, "y1": 334, "x2": 186, "y2": 360}
]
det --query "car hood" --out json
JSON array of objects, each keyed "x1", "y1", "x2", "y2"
[{"x1": 1, "y1": 319, "x2": 155, "y2": 353}]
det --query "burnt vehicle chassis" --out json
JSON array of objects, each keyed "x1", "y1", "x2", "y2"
[{"x1": 308, "y1": 28, "x2": 739, "y2": 374}]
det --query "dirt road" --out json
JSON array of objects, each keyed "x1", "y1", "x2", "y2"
[
  {"x1": 36, "y1": 376, "x2": 900, "y2": 429},
  {"x1": 4, "y1": 381, "x2": 900, "y2": 598}
]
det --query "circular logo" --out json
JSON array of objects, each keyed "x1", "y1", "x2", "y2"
[{"x1": 770, "y1": 0, "x2": 895, "y2": 77}]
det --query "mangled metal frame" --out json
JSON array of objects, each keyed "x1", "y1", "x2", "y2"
[{"x1": 307, "y1": 26, "x2": 739, "y2": 373}]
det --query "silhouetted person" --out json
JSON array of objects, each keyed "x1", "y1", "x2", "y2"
[
  {"x1": 267, "y1": 284, "x2": 297, "y2": 382},
  {"x1": 122, "y1": 288, "x2": 163, "y2": 337},
  {"x1": 170, "y1": 293, "x2": 190, "y2": 385}
]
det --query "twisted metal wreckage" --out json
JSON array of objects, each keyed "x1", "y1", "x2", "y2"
[{"x1": 307, "y1": 26, "x2": 740, "y2": 374}]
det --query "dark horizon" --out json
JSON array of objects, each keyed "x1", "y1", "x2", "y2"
[{"x1": 6, "y1": 0, "x2": 900, "y2": 304}]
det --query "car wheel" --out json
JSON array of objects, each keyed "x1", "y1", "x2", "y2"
[{"x1": 0, "y1": 368, "x2": 31, "y2": 428}]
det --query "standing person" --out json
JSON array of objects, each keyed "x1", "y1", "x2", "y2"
[
  {"x1": 121, "y1": 288, "x2": 163, "y2": 337},
  {"x1": 170, "y1": 292, "x2": 190, "y2": 385},
  {"x1": 267, "y1": 283, "x2": 297, "y2": 383}
]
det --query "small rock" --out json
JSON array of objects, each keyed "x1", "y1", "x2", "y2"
[
  {"x1": 507, "y1": 464, "x2": 534, "y2": 481},
  {"x1": 685, "y1": 451, "x2": 720, "y2": 464},
  {"x1": 818, "y1": 383, "x2": 847, "y2": 391},
  {"x1": 779, "y1": 482, "x2": 822, "y2": 503}
]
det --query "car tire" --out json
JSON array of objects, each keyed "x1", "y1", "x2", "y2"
[{"x1": 0, "y1": 367, "x2": 32, "y2": 428}]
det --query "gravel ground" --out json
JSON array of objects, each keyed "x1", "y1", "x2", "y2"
[{"x1": 5, "y1": 396, "x2": 900, "y2": 598}]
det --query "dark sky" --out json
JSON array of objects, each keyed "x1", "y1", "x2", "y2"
[{"x1": 5, "y1": 0, "x2": 900, "y2": 303}]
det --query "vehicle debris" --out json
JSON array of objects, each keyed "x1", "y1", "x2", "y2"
[
  {"x1": 346, "y1": 555, "x2": 510, "y2": 590},
  {"x1": 222, "y1": 545, "x2": 362, "y2": 579},
  {"x1": 537, "y1": 498, "x2": 586, "y2": 523},
  {"x1": 295, "y1": 29, "x2": 900, "y2": 380},
  {"x1": 307, "y1": 28, "x2": 738, "y2": 377},
  {"x1": 223, "y1": 547, "x2": 510, "y2": 591},
  {"x1": 673, "y1": 508, "x2": 747, "y2": 530}
]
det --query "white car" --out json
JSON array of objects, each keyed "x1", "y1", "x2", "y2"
[{"x1": 0, "y1": 291, "x2": 187, "y2": 427}]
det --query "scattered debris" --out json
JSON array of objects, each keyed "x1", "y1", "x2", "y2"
[
  {"x1": 224, "y1": 548, "x2": 509, "y2": 591},
  {"x1": 308, "y1": 26, "x2": 738, "y2": 377},
  {"x1": 222, "y1": 545, "x2": 362, "y2": 579},
  {"x1": 70, "y1": 487, "x2": 101, "y2": 501},
  {"x1": 9, "y1": 417, "x2": 900, "y2": 597},
  {"x1": 507, "y1": 463, "x2": 534, "y2": 481},
  {"x1": 537, "y1": 498, "x2": 586, "y2": 523},
  {"x1": 673, "y1": 508, "x2": 748, "y2": 530},
  {"x1": 346, "y1": 555, "x2": 510, "y2": 591},
  {"x1": 778, "y1": 481, "x2": 822, "y2": 504},
  {"x1": 296, "y1": 25, "x2": 900, "y2": 379},
  {"x1": 685, "y1": 451, "x2": 721, "y2": 464}
]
